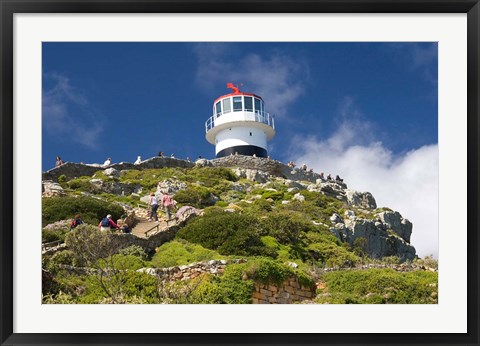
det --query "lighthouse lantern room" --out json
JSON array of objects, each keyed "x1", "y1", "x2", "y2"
[{"x1": 205, "y1": 83, "x2": 275, "y2": 158}]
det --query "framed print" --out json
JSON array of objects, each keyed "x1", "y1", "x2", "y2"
[{"x1": 1, "y1": 1, "x2": 479, "y2": 345}]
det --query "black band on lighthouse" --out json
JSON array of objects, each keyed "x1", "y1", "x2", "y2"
[{"x1": 216, "y1": 145, "x2": 268, "y2": 158}]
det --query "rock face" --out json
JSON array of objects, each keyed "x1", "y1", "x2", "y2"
[
  {"x1": 330, "y1": 212, "x2": 416, "y2": 261},
  {"x1": 377, "y1": 211, "x2": 412, "y2": 243}
]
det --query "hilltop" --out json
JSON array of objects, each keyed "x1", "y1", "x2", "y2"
[{"x1": 41, "y1": 155, "x2": 437, "y2": 304}]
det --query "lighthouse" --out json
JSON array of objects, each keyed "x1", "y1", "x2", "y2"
[{"x1": 205, "y1": 83, "x2": 275, "y2": 158}]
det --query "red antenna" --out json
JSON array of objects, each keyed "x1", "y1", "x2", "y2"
[{"x1": 226, "y1": 82, "x2": 243, "y2": 94}]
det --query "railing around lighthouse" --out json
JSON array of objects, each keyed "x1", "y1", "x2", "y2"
[{"x1": 205, "y1": 111, "x2": 275, "y2": 133}]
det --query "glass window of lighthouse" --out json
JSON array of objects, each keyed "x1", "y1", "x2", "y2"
[
  {"x1": 233, "y1": 96, "x2": 242, "y2": 112},
  {"x1": 254, "y1": 98, "x2": 262, "y2": 114},
  {"x1": 244, "y1": 96, "x2": 253, "y2": 112},
  {"x1": 222, "y1": 98, "x2": 231, "y2": 114},
  {"x1": 215, "y1": 101, "x2": 222, "y2": 116}
]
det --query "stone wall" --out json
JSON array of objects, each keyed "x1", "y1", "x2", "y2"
[
  {"x1": 137, "y1": 259, "x2": 246, "y2": 281},
  {"x1": 138, "y1": 259, "x2": 316, "y2": 304},
  {"x1": 252, "y1": 277, "x2": 315, "y2": 304}
]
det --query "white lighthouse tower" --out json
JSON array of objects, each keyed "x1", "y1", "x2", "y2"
[{"x1": 205, "y1": 83, "x2": 275, "y2": 158}]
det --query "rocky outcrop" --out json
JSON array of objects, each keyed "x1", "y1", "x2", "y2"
[
  {"x1": 42, "y1": 157, "x2": 195, "y2": 182},
  {"x1": 377, "y1": 211, "x2": 412, "y2": 243},
  {"x1": 345, "y1": 190, "x2": 377, "y2": 209},
  {"x1": 211, "y1": 156, "x2": 326, "y2": 184},
  {"x1": 42, "y1": 180, "x2": 65, "y2": 197},
  {"x1": 329, "y1": 211, "x2": 416, "y2": 261}
]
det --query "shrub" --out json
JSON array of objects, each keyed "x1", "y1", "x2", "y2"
[
  {"x1": 307, "y1": 242, "x2": 361, "y2": 267},
  {"x1": 47, "y1": 250, "x2": 78, "y2": 269},
  {"x1": 119, "y1": 245, "x2": 149, "y2": 261},
  {"x1": 189, "y1": 276, "x2": 227, "y2": 304},
  {"x1": 262, "y1": 190, "x2": 284, "y2": 201},
  {"x1": 79, "y1": 271, "x2": 159, "y2": 304},
  {"x1": 244, "y1": 258, "x2": 294, "y2": 285},
  {"x1": 64, "y1": 224, "x2": 121, "y2": 266},
  {"x1": 97, "y1": 254, "x2": 145, "y2": 271},
  {"x1": 260, "y1": 210, "x2": 316, "y2": 245},
  {"x1": 42, "y1": 196, "x2": 124, "y2": 226},
  {"x1": 150, "y1": 240, "x2": 224, "y2": 268},
  {"x1": 42, "y1": 228, "x2": 68, "y2": 243},
  {"x1": 119, "y1": 168, "x2": 187, "y2": 189},
  {"x1": 174, "y1": 185, "x2": 215, "y2": 209},
  {"x1": 177, "y1": 210, "x2": 268, "y2": 257},
  {"x1": 187, "y1": 167, "x2": 239, "y2": 186},
  {"x1": 227, "y1": 258, "x2": 315, "y2": 290},
  {"x1": 57, "y1": 174, "x2": 67, "y2": 184},
  {"x1": 317, "y1": 268, "x2": 438, "y2": 304},
  {"x1": 67, "y1": 177, "x2": 93, "y2": 191},
  {"x1": 215, "y1": 201, "x2": 228, "y2": 208}
]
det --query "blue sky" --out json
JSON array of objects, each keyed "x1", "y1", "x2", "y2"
[
  {"x1": 42, "y1": 42, "x2": 438, "y2": 257},
  {"x1": 42, "y1": 42, "x2": 437, "y2": 169}
]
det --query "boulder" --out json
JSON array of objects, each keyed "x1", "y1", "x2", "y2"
[
  {"x1": 195, "y1": 158, "x2": 210, "y2": 167},
  {"x1": 233, "y1": 168, "x2": 270, "y2": 183},
  {"x1": 156, "y1": 179, "x2": 187, "y2": 195},
  {"x1": 103, "y1": 168, "x2": 120, "y2": 178},
  {"x1": 346, "y1": 190, "x2": 377, "y2": 209},
  {"x1": 330, "y1": 213, "x2": 343, "y2": 224},
  {"x1": 42, "y1": 180, "x2": 65, "y2": 196},
  {"x1": 293, "y1": 193, "x2": 305, "y2": 202}
]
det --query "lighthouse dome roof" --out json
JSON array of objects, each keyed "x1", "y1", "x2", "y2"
[
  {"x1": 214, "y1": 91, "x2": 263, "y2": 104},
  {"x1": 213, "y1": 83, "x2": 263, "y2": 105}
]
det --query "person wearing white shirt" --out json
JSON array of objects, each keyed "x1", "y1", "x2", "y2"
[{"x1": 102, "y1": 158, "x2": 111, "y2": 167}]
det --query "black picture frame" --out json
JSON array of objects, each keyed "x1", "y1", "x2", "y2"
[{"x1": 1, "y1": 1, "x2": 479, "y2": 345}]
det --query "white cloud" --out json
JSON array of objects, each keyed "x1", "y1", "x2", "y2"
[
  {"x1": 290, "y1": 105, "x2": 438, "y2": 259},
  {"x1": 193, "y1": 44, "x2": 307, "y2": 117},
  {"x1": 42, "y1": 73, "x2": 104, "y2": 148}
]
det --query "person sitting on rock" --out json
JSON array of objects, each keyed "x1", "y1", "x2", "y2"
[
  {"x1": 134, "y1": 156, "x2": 142, "y2": 165},
  {"x1": 327, "y1": 174, "x2": 332, "y2": 180},
  {"x1": 98, "y1": 214, "x2": 119, "y2": 232},
  {"x1": 121, "y1": 223, "x2": 131, "y2": 234},
  {"x1": 70, "y1": 214, "x2": 83, "y2": 230},
  {"x1": 102, "y1": 157, "x2": 111, "y2": 167},
  {"x1": 320, "y1": 172, "x2": 325, "y2": 179},
  {"x1": 335, "y1": 175, "x2": 343, "y2": 182},
  {"x1": 55, "y1": 156, "x2": 64, "y2": 167},
  {"x1": 301, "y1": 163, "x2": 307, "y2": 171}
]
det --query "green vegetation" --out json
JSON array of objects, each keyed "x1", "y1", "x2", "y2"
[
  {"x1": 42, "y1": 224, "x2": 70, "y2": 243},
  {"x1": 42, "y1": 196, "x2": 123, "y2": 226},
  {"x1": 150, "y1": 240, "x2": 225, "y2": 267},
  {"x1": 177, "y1": 209, "x2": 271, "y2": 257},
  {"x1": 42, "y1": 164, "x2": 437, "y2": 304},
  {"x1": 316, "y1": 269, "x2": 438, "y2": 304},
  {"x1": 174, "y1": 185, "x2": 215, "y2": 209}
]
